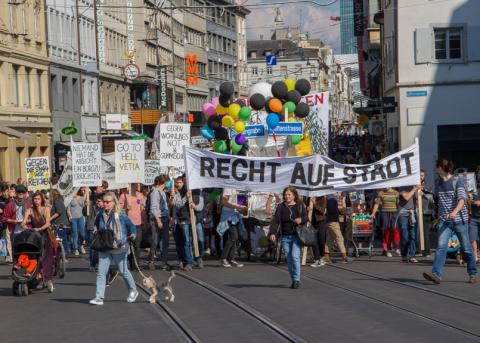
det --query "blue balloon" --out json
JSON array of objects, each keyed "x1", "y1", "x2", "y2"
[
  {"x1": 266, "y1": 113, "x2": 280, "y2": 130},
  {"x1": 200, "y1": 124, "x2": 215, "y2": 140},
  {"x1": 166, "y1": 180, "x2": 173, "y2": 191}
]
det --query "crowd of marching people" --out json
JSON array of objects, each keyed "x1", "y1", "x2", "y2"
[{"x1": 1, "y1": 134, "x2": 480, "y2": 297}]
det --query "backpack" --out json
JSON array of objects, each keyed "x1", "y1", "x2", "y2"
[{"x1": 144, "y1": 189, "x2": 154, "y2": 218}]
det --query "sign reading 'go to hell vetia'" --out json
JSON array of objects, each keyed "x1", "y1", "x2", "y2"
[{"x1": 115, "y1": 140, "x2": 145, "y2": 184}]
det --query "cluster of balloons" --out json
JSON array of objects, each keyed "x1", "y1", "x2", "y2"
[
  {"x1": 200, "y1": 78, "x2": 313, "y2": 153},
  {"x1": 200, "y1": 81, "x2": 251, "y2": 154}
]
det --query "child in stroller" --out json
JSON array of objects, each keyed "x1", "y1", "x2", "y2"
[
  {"x1": 447, "y1": 232, "x2": 464, "y2": 265},
  {"x1": 11, "y1": 230, "x2": 44, "y2": 296}
]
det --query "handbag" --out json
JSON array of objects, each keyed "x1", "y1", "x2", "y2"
[
  {"x1": 47, "y1": 228, "x2": 59, "y2": 250},
  {"x1": 90, "y1": 229, "x2": 115, "y2": 252},
  {"x1": 295, "y1": 223, "x2": 317, "y2": 247}
]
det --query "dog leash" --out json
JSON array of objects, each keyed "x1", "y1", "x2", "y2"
[{"x1": 129, "y1": 241, "x2": 150, "y2": 280}]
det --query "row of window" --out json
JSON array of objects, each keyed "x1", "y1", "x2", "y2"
[
  {"x1": 206, "y1": 6, "x2": 236, "y2": 30},
  {"x1": 79, "y1": 16, "x2": 97, "y2": 62},
  {"x1": 187, "y1": 94, "x2": 208, "y2": 112},
  {"x1": 47, "y1": 9, "x2": 78, "y2": 62},
  {"x1": 208, "y1": 33, "x2": 236, "y2": 55},
  {"x1": 249, "y1": 49, "x2": 286, "y2": 59},
  {"x1": 185, "y1": 27, "x2": 205, "y2": 47},
  {"x1": 103, "y1": 28, "x2": 128, "y2": 68},
  {"x1": 208, "y1": 60, "x2": 237, "y2": 82},
  {"x1": 0, "y1": 62, "x2": 45, "y2": 109},
  {"x1": 100, "y1": 81, "x2": 129, "y2": 114},
  {"x1": 51, "y1": 74, "x2": 81, "y2": 113},
  {"x1": 7, "y1": 2, "x2": 43, "y2": 41}
]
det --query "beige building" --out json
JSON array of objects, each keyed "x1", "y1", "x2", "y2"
[{"x1": 0, "y1": 0, "x2": 51, "y2": 182}]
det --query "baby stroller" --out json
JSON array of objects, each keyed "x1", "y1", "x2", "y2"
[{"x1": 11, "y1": 230, "x2": 44, "y2": 296}]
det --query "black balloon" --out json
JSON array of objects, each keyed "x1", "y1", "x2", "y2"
[
  {"x1": 219, "y1": 95, "x2": 231, "y2": 107},
  {"x1": 286, "y1": 90, "x2": 302, "y2": 104},
  {"x1": 249, "y1": 93, "x2": 266, "y2": 110},
  {"x1": 208, "y1": 115, "x2": 221, "y2": 129},
  {"x1": 214, "y1": 127, "x2": 229, "y2": 141},
  {"x1": 234, "y1": 99, "x2": 246, "y2": 107},
  {"x1": 295, "y1": 79, "x2": 311, "y2": 96},
  {"x1": 220, "y1": 82, "x2": 235, "y2": 97},
  {"x1": 271, "y1": 81, "x2": 288, "y2": 99},
  {"x1": 295, "y1": 102, "x2": 310, "y2": 118}
]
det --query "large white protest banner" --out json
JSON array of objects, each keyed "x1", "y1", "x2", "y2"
[
  {"x1": 302, "y1": 92, "x2": 329, "y2": 155},
  {"x1": 115, "y1": 140, "x2": 145, "y2": 184},
  {"x1": 158, "y1": 123, "x2": 190, "y2": 172},
  {"x1": 185, "y1": 140, "x2": 421, "y2": 197},
  {"x1": 25, "y1": 157, "x2": 50, "y2": 191},
  {"x1": 72, "y1": 143, "x2": 102, "y2": 187},
  {"x1": 144, "y1": 159, "x2": 168, "y2": 185}
]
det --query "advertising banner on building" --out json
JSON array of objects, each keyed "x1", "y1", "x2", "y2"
[
  {"x1": 115, "y1": 140, "x2": 145, "y2": 184},
  {"x1": 25, "y1": 157, "x2": 50, "y2": 191},
  {"x1": 72, "y1": 143, "x2": 102, "y2": 187},
  {"x1": 158, "y1": 66, "x2": 168, "y2": 109},
  {"x1": 158, "y1": 123, "x2": 190, "y2": 173},
  {"x1": 185, "y1": 140, "x2": 421, "y2": 197},
  {"x1": 302, "y1": 92, "x2": 329, "y2": 155}
]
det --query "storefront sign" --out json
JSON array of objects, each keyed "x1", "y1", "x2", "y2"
[
  {"x1": 186, "y1": 54, "x2": 198, "y2": 85},
  {"x1": 105, "y1": 114, "x2": 129, "y2": 130},
  {"x1": 353, "y1": 0, "x2": 364, "y2": 37},
  {"x1": 126, "y1": 0, "x2": 135, "y2": 55},
  {"x1": 96, "y1": 0, "x2": 106, "y2": 63}
]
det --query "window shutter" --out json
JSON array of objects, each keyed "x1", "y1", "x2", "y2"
[
  {"x1": 467, "y1": 25, "x2": 480, "y2": 61},
  {"x1": 414, "y1": 28, "x2": 433, "y2": 64}
]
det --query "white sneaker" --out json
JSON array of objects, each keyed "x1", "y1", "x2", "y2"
[
  {"x1": 89, "y1": 298, "x2": 104, "y2": 305},
  {"x1": 310, "y1": 260, "x2": 325, "y2": 268},
  {"x1": 47, "y1": 280, "x2": 54, "y2": 293},
  {"x1": 204, "y1": 248, "x2": 211, "y2": 256},
  {"x1": 127, "y1": 289, "x2": 139, "y2": 303},
  {"x1": 221, "y1": 259, "x2": 232, "y2": 268},
  {"x1": 395, "y1": 249, "x2": 401, "y2": 257},
  {"x1": 386, "y1": 252, "x2": 393, "y2": 258},
  {"x1": 74, "y1": 250, "x2": 79, "y2": 256},
  {"x1": 80, "y1": 246, "x2": 86, "y2": 254},
  {"x1": 230, "y1": 260, "x2": 244, "y2": 268}
]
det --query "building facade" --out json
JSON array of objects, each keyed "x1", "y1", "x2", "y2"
[
  {"x1": 340, "y1": 0, "x2": 356, "y2": 54},
  {"x1": 382, "y1": 0, "x2": 480, "y2": 182},
  {"x1": 0, "y1": 0, "x2": 51, "y2": 182}
]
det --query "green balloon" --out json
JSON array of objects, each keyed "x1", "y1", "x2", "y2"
[
  {"x1": 214, "y1": 140, "x2": 228, "y2": 153},
  {"x1": 207, "y1": 188, "x2": 221, "y2": 201},
  {"x1": 231, "y1": 140, "x2": 243, "y2": 154},
  {"x1": 238, "y1": 107, "x2": 252, "y2": 121},
  {"x1": 292, "y1": 135, "x2": 302, "y2": 145},
  {"x1": 282, "y1": 101, "x2": 296, "y2": 114}
]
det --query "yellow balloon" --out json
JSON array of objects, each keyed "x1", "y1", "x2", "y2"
[
  {"x1": 234, "y1": 121, "x2": 245, "y2": 133},
  {"x1": 284, "y1": 79, "x2": 295, "y2": 92},
  {"x1": 357, "y1": 115, "x2": 369, "y2": 126},
  {"x1": 228, "y1": 103, "x2": 241, "y2": 120},
  {"x1": 216, "y1": 104, "x2": 228, "y2": 115},
  {"x1": 222, "y1": 115, "x2": 234, "y2": 128}
]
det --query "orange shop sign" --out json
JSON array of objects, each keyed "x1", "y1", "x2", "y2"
[{"x1": 186, "y1": 54, "x2": 198, "y2": 85}]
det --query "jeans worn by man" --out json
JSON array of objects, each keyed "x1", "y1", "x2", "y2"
[{"x1": 398, "y1": 212, "x2": 417, "y2": 262}]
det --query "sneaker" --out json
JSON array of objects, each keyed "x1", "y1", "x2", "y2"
[
  {"x1": 184, "y1": 265, "x2": 193, "y2": 272},
  {"x1": 291, "y1": 281, "x2": 300, "y2": 289},
  {"x1": 89, "y1": 298, "x2": 104, "y2": 305},
  {"x1": 159, "y1": 263, "x2": 168, "y2": 271},
  {"x1": 196, "y1": 258, "x2": 204, "y2": 269},
  {"x1": 36, "y1": 282, "x2": 46, "y2": 290},
  {"x1": 5, "y1": 256, "x2": 12, "y2": 263},
  {"x1": 80, "y1": 246, "x2": 86, "y2": 254},
  {"x1": 423, "y1": 272, "x2": 441, "y2": 284},
  {"x1": 386, "y1": 252, "x2": 393, "y2": 258},
  {"x1": 394, "y1": 249, "x2": 401, "y2": 257},
  {"x1": 74, "y1": 250, "x2": 79, "y2": 256},
  {"x1": 204, "y1": 248, "x2": 211, "y2": 256},
  {"x1": 106, "y1": 270, "x2": 119, "y2": 286},
  {"x1": 47, "y1": 280, "x2": 54, "y2": 293},
  {"x1": 221, "y1": 259, "x2": 232, "y2": 268},
  {"x1": 321, "y1": 256, "x2": 331, "y2": 264},
  {"x1": 468, "y1": 276, "x2": 477, "y2": 284},
  {"x1": 178, "y1": 261, "x2": 184, "y2": 270},
  {"x1": 127, "y1": 289, "x2": 139, "y2": 303},
  {"x1": 341, "y1": 257, "x2": 352, "y2": 264},
  {"x1": 409, "y1": 258, "x2": 419, "y2": 263},
  {"x1": 230, "y1": 260, "x2": 244, "y2": 268},
  {"x1": 310, "y1": 260, "x2": 324, "y2": 268}
]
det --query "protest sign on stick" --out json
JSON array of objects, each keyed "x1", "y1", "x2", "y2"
[
  {"x1": 25, "y1": 157, "x2": 50, "y2": 191},
  {"x1": 302, "y1": 92, "x2": 329, "y2": 155},
  {"x1": 144, "y1": 160, "x2": 168, "y2": 186},
  {"x1": 72, "y1": 143, "x2": 102, "y2": 187},
  {"x1": 158, "y1": 123, "x2": 190, "y2": 173},
  {"x1": 115, "y1": 140, "x2": 145, "y2": 184}
]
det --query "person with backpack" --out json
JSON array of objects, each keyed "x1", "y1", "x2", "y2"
[
  {"x1": 398, "y1": 185, "x2": 422, "y2": 263},
  {"x1": 147, "y1": 175, "x2": 170, "y2": 271},
  {"x1": 423, "y1": 159, "x2": 477, "y2": 284}
]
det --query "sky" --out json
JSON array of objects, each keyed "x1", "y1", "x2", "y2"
[{"x1": 245, "y1": 0, "x2": 341, "y2": 52}]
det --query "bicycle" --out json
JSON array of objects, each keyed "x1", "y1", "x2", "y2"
[{"x1": 51, "y1": 225, "x2": 67, "y2": 279}]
